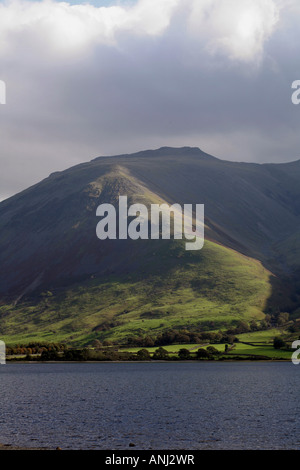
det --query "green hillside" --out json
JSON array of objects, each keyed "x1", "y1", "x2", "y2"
[{"x1": 0, "y1": 239, "x2": 272, "y2": 346}]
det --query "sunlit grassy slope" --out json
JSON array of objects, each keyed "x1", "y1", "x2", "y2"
[{"x1": 0, "y1": 239, "x2": 272, "y2": 346}]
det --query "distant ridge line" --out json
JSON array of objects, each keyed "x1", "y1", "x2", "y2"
[{"x1": 91, "y1": 146, "x2": 216, "y2": 162}]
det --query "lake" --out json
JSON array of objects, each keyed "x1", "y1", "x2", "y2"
[{"x1": 0, "y1": 362, "x2": 299, "y2": 450}]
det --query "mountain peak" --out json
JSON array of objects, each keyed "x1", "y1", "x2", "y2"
[{"x1": 92, "y1": 146, "x2": 215, "y2": 162}]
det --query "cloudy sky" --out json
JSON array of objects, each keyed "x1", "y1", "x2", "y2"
[{"x1": 1, "y1": 0, "x2": 300, "y2": 200}]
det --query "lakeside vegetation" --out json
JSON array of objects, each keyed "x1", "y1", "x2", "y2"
[
  {"x1": 4, "y1": 296, "x2": 299, "y2": 363},
  {"x1": 5, "y1": 325, "x2": 299, "y2": 362}
]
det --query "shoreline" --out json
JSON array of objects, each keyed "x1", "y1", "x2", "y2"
[
  {"x1": 0, "y1": 443, "x2": 55, "y2": 451},
  {"x1": 3, "y1": 358, "x2": 291, "y2": 364}
]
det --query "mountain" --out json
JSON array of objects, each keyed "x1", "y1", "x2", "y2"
[{"x1": 1, "y1": 146, "x2": 300, "y2": 345}]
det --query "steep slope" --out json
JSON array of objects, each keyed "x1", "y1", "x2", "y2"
[
  {"x1": 108, "y1": 149, "x2": 300, "y2": 268},
  {"x1": 0, "y1": 164, "x2": 166, "y2": 299}
]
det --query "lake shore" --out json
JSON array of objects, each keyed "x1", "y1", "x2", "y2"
[
  {"x1": 5, "y1": 357, "x2": 291, "y2": 364},
  {"x1": 0, "y1": 443, "x2": 56, "y2": 450}
]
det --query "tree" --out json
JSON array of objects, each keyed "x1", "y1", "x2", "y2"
[
  {"x1": 235, "y1": 320, "x2": 250, "y2": 333},
  {"x1": 152, "y1": 347, "x2": 169, "y2": 360},
  {"x1": 264, "y1": 314, "x2": 271, "y2": 325},
  {"x1": 143, "y1": 336, "x2": 155, "y2": 347},
  {"x1": 40, "y1": 350, "x2": 60, "y2": 361},
  {"x1": 249, "y1": 320, "x2": 258, "y2": 331},
  {"x1": 222, "y1": 334, "x2": 235, "y2": 344},
  {"x1": 196, "y1": 348, "x2": 211, "y2": 359},
  {"x1": 288, "y1": 323, "x2": 297, "y2": 333},
  {"x1": 92, "y1": 339, "x2": 102, "y2": 349},
  {"x1": 207, "y1": 346, "x2": 219, "y2": 356},
  {"x1": 176, "y1": 334, "x2": 191, "y2": 344},
  {"x1": 273, "y1": 337, "x2": 286, "y2": 349},
  {"x1": 277, "y1": 312, "x2": 289, "y2": 325},
  {"x1": 178, "y1": 348, "x2": 191, "y2": 360},
  {"x1": 136, "y1": 349, "x2": 151, "y2": 360},
  {"x1": 260, "y1": 320, "x2": 268, "y2": 330}
]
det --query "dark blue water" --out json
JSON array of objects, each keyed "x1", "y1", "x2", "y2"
[{"x1": 0, "y1": 362, "x2": 299, "y2": 450}]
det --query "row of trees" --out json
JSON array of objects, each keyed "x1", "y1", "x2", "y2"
[
  {"x1": 35, "y1": 347, "x2": 221, "y2": 361},
  {"x1": 6, "y1": 342, "x2": 67, "y2": 356},
  {"x1": 9, "y1": 346, "x2": 222, "y2": 362},
  {"x1": 125, "y1": 329, "x2": 238, "y2": 348},
  {"x1": 128, "y1": 346, "x2": 238, "y2": 361}
]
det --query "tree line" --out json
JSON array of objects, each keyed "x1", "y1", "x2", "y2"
[{"x1": 6, "y1": 342, "x2": 67, "y2": 356}]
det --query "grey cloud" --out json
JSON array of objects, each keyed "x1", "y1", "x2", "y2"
[{"x1": 1, "y1": 0, "x2": 300, "y2": 199}]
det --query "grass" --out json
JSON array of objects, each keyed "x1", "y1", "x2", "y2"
[
  {"x1": 0, "y1": 239, "x2": 272, "y2": 347},
  {"x1": 120, "y1": 343, "x2": 204, "y2": 354},
  {"x1": 226, "y1": 343, "x2": 291, "y2": 359},
  {"x1": 235, "y1": 329, "x2": 284, "y2": 342}
]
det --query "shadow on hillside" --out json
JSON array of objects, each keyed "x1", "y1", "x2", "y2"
[{"x1": 264, "y1": 270, "x2": 300, "y2": 318}]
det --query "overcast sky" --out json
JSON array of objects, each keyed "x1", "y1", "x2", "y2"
[{"x1": 1, "y1": 0, "x2": 300, "y2": 200}]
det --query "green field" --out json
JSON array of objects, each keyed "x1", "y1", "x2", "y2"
[
  {"x1": 119, "y1": 329, "x2": 292, "y2": 360},
  {"x1": 225, "y1": 343, "x2": 291, "y2": 359},
  {"x1": 120, "y1": 343, "x2": 203, "y2": 354}
]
